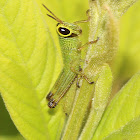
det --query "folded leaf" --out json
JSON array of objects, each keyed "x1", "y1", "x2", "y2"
[{"x1": 92, "y1": 72, "x2": 140, "y2": 139}]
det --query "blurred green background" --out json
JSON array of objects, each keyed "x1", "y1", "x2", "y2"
[
  {"x1": 0, "y1": 0, "x2": 139, "y2": 140},
  {"x1": 112, "y1": 0, "x2": 140, "y2": 94}
]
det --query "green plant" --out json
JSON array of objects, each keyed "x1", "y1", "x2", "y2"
[{"x1": 0, "y1": 0, "x2": 139, "y2": 140}]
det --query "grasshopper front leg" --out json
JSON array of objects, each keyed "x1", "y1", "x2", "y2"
[{"x1": 78, "y1": 37, "x2": 99, "y2": 51}]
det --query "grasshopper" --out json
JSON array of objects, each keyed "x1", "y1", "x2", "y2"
[{"x1": 43, "y1": 4, "x2": 99, "y2": 108}]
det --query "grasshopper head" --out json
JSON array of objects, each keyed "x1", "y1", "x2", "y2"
[
  {"x1": 42, "y1": 4, "x2": 82, "y2": 38},
  {"x1": 56, "y1": 22, "x2": 82, "y2": 38}
]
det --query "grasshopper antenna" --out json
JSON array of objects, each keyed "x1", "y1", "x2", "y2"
[{"x1": 42, "y1": 4, "x2": 63, "y2": 24}]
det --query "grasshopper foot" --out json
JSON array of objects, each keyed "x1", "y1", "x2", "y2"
[
  {"x1": 76, "y1": 82, "x2": 80, "y2": 88},
  {"x1": 48, "y1": 98, "x2": 57, "y2": 108}
]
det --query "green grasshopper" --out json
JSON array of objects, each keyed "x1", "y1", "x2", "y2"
[{"x1": 43, "y1": 4, "x2": 99, "y2": 108}]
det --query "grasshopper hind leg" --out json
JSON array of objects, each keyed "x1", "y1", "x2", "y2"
[{"x1": 46, "y1": 75, "x2": 77, "y2": 108}]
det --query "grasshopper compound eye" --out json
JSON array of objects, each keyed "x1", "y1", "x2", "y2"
[
  {"x1": 56, "y1": 23, "x2": 79, "y2": 38},
  {"x1": 58, "y1": 27, "x2": 70, "y2": 35},
  {"x1": 56, "y1": 24, "x2": 73, "y2": 37}
]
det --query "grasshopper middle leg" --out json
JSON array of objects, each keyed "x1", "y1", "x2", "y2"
[{"x1": 70, "y1": 66, "x2": 94, "y2": 85}]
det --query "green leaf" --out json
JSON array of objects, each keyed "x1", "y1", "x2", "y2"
[
  {"x1": 0, "y1": 0, "x2": 64, "y2": 140},
  {"x1": 92, "y1": 71, "x2": 140, "y2": 139},
  {"x1": 104, "y1": 117, "x2": 140, "y2": 140}
]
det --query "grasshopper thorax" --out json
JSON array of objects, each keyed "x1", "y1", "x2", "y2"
[{"x1": 56, "y1": 22, "x2": 82, "y2": 38}]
